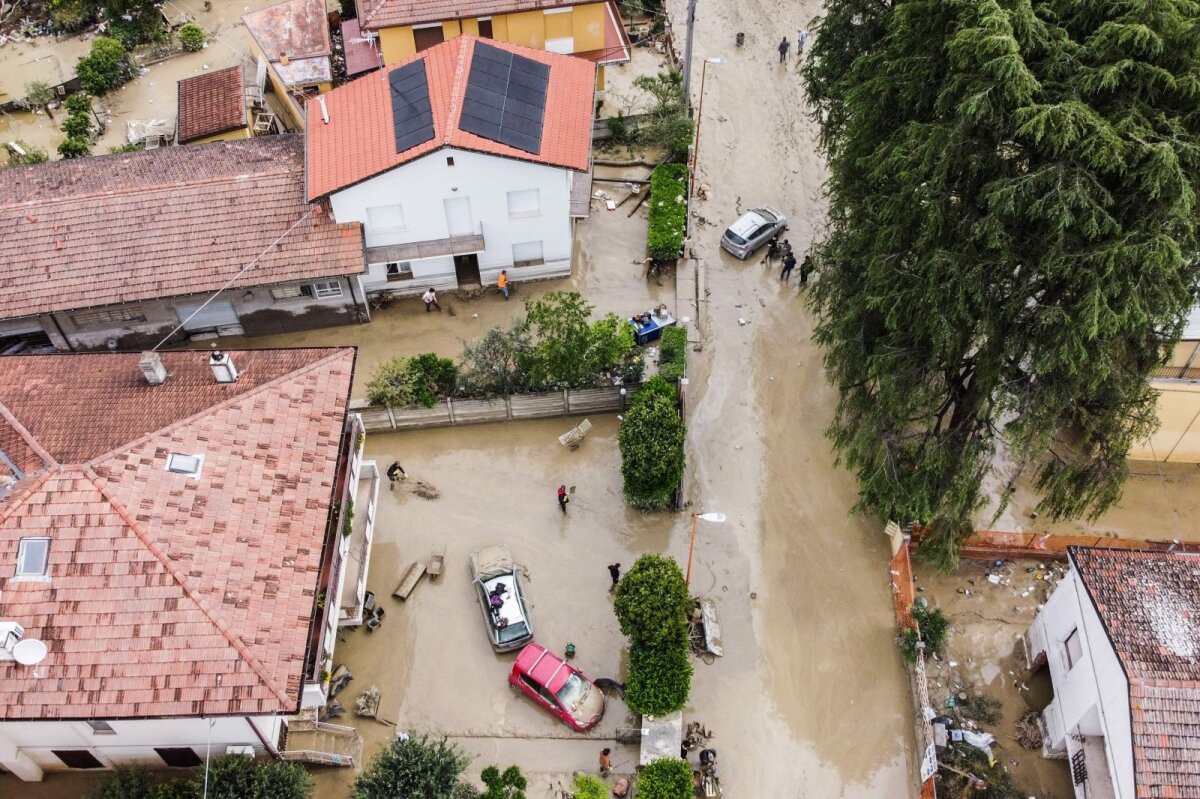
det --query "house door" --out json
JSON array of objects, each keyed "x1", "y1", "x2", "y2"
[
  {"x1": 454, "y1": 254, "x2": 481, "y2": 286},
  {"x1": 443, "y1": 197, "x2": 474, "y2": 237},
  {"x1": 175, "y1": 300, "x2": 240, "y2": 333},
  {"x1": 413, "y1": 25, "x2": 444, "y2": 52}
]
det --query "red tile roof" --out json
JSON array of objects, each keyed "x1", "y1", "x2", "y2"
[
  {"x1": 306, "y1": 36, "x2": 594, "y2": 200},
  {"x1": 358, "y1": 0, "x2": 575, "y2": 31},
  {"x1": 341, "y1": 18, "x2": 383, "y2": 77},
  {"x1": 177, "y1": 66, "x2": 248, "y2": 144},
  {"x1": 1070, "y1": 547, "x2": 1200, "y2": 797},
  {"x1": 0, "y1": 348, "x2": 355, "y2": 720},
  {"x1": 0, "y1": 136, "x2": 364, "y2": 322}
]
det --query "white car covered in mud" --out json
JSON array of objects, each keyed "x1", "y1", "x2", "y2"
[{"x1": 470, "y1": 545, "x2": 534, "y2": 652}]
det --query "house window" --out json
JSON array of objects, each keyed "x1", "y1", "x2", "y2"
[
  {"x1": 86, "y1": 720, "x2": 116, "y2": 735},
  {"x1": 386, "y1": 262, "x2": 414, "y2": 282},
  {"x1": 311, "y1": 281, "x2": 343, "y2": 298},
  {"x1": 271, "y1": 285, "x2": 303, "y2": 300},
  {"x1": 166, "y1": 453, "x2": 203, "y2": 478},
  {"x1": 365, "y1": 204, "x2": 406, "y2": 232},
  {"x1": 477, "y1": 18, "x2": 493, "y2": 38},
  {"x1": 53, "y1": 750, "x2": 104, "y2": 769},
  {"x1": 446, "y1": 156, "x2": 455, "y2": 166},
  {"x1": 16, "y1": 537, "x2": 50, "y2": 577},
  {"x1": 1064, "y1": 628, "x2": 1083, "y2": 670},
  {"x1": 507, "y1": 189, "x2": 541, "y2": 218},
  {"x1": 512, "y1": 241, "x2": 544, "y2": 267},
  {"x1": 71, "y1": 307, "x2": 146, "y2": 327},
  {"x1": 156, "y1": 748, "x2": 202, "y2": 768}
]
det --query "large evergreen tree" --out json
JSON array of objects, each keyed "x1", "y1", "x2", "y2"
[{"x1": 803, "y1": 0, "x2": 1200, "y2": 567}]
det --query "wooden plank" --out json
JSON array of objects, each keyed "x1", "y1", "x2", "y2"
[{"x1": 393, "y1": 561, "x2": 426, "y2": 600}]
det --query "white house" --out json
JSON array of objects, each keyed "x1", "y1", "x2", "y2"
[
  {"x1": 306, "y1": 35, "x2": 595, "y2": 298},
  {"x1": 0, "y1": 349, "x2": 378, "y2": 780},
  {"x1": 1025, "y1": 546, "x2": 1200, "y2": 799}
]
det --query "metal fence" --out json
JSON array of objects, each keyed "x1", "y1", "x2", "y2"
[{"x1": 352, "y1": 385, "x2": 638, "y2": 432}]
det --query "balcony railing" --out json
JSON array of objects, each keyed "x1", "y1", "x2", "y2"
[{"x1": 365, "y1": 229, "x2": 486, "y2": 263}]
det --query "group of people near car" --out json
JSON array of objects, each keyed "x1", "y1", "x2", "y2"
[{"x1": 768, "y1": 236, "x2": 814, "y2": 283}]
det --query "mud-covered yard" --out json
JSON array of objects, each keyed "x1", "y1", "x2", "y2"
[{"x1": 915, "y1": 558, "x2": 1078, "y2": 799}]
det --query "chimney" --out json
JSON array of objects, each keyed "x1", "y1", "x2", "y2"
[
  {"x1": 139, "y1": 351, "x2": 168, "y2": 385},
  {"x1": 317, "y1": 95, "x2": 330, "y2": 125},
  {"x1": 210, "y1": 351, "x2": 239, "y2": 384},
  {"x1": 279, "y1": 51, "x2": 290, "y2": 66}
]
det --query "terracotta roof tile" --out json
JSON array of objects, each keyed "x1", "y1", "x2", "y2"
[
  {"x1": 1071, "y1": 547, "x2": 1200, "y2": 797},
  {"x1": 177, "y1": 66, "x2": 248, "y2": 144},
  {"x1": 306, "y1": 36, "x2": 593, "y2": 200},
  {"x1": 0, "y1": 136, "x2": 364, "y2": 321},
  {"x1": 359, "y1": 0, "x2": 573, "y2": 30},
  {"x1": 0, "y1": 348, "x2": 355, "y2": 719}
]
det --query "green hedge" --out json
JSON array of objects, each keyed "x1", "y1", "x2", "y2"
[
  {"x1": 614, "y1": 554, "x2": 693, "y2": 717},
  {"x1": 636, "y1": 759, "x2": 693, "y2": 799},
  {"x1": 626, "y1": 637, "x2": 693, "y2": 716},
  {"x1": 618, "y1": 377, "x2": 685, "y2": 510},
  {"x1": 647, "y1": 163, "x2": 688, "y2": 261},
  {"x1": 657, "y1": 326, "x2": 686, "y2": 381}
]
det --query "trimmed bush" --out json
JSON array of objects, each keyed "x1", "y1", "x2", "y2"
[
  {"x1": 179, "y1": 23, "x2": 206, "y2": 51},
  {"x1": 613, "y1": 553, "x2": 689, "y2": 648},
  {"x1": 76, "y1": 37, "x2": 133, "y2": 95},
  {"x1": 899, "y1": 603, "x2": 951, "y2": 662},
  {"x1": 626, "y1": 637, "x2": 693, "y2": 716},
  {"x1": 657, "y1": 325, "x2": 686, "y2": 381},
  {"x1": 614, "y1": 554, "x2": 692, "y2": 717},
  {"x1": 636, "y1": 758, "x2": 693, "y2": 799},
  {"x1": 618, "y1": 377, "x2": 685, "y2": 510},
  {"x1": 647, "y1": 163, "x2": 688, "y2": 261}
]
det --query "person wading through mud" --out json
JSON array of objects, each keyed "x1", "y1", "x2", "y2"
[
  {"x1": 497, "y1": 269, "x2": 509, "y2": 300},
  {"x1": 608, "y1": 563, "x2": 621, "y2": 592},
  {"x1": 557, "y1": 484, "x2": 570, "y2": 514},
  {"x1": 778, "y1": 36, "x2": 790, "y2": 63},
  {"x1": 422, "y1": 287, "x2": 442, "y2": 312}
]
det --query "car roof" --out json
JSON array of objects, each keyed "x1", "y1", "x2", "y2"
[
  {"x1": 727, "y1": 210, "x2": 768, "y2": 237},
  {"x1": 470, "y1": 544, "x2": 514, "y2": 580},
  {"x1": 515, "y1": 644, "x2": 573, "y2": 692},
  {"x1": 481, "y1": 574, "x2": 527, "y2": 625}
]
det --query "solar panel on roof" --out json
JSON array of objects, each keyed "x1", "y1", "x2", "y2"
[
  {"x1": 389, "y1": 61, "x2": 435, "y2": 154},
  {"x1": 460, "y1": 41, "x2": 550, "y2": 155}
]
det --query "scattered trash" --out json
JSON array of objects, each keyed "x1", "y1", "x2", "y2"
[
  {"x1": 986, "y1": 574, "x2": 1002, "y2": 584},
  {"x1": 606, "y1": 200, "x2": 617, "y2": 211},
  {"x1": 738, "y1": 318, "x2": 749, "y2": 326}
]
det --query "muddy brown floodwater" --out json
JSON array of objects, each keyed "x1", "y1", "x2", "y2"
[{"x1": 662, "y1": 0, "x2": 918, "y2": 794}]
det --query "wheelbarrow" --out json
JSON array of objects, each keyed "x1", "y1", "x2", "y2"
[{"x1": 428, "y1": 546, "x2": 446, "y2": 581}]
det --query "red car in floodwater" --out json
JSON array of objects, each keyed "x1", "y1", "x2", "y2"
[{"x1": 508, "y1": 643, "x2": 606, "y2": 732}]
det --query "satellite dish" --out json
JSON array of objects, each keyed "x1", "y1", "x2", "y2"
[{"x1": 13, "y1": 638, "x2": 48, "y2": 666}]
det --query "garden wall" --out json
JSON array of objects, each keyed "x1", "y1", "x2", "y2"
[{"x1": 351, "y1": 385, "x2": 639, "y2": 432}]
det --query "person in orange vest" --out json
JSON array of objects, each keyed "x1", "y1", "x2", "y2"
[{"x1": 497, "y1": 269, "x2": 509, "y2": 300}]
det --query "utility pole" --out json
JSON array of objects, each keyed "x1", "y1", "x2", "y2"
[{"x1": 681, "y1": 0, "x2": 698, "y2": 103}]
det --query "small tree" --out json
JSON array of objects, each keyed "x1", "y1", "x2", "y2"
[
  {"x1": 613, "y1": 553, "x2": 689, "y2": 648},
  {"x1": 618, "y1": 377, "x2": 685, "y2": 510},
  {"x1": 76, "y1": 37, "x2": 133, "y2": 95},
  {"x1": 636, "y1": 759, "x2": 693, "y2": 799},
  {"x1": 353, "y1": 735, "x2": 472, "y2": 799},
  {"x1": 458, "y1": 322, "x2": 532, "y2": 396},
  {"x1": 50, "y1": 0, "x2": 93, "y2": 31},
  {"x1": 522, "y1": 291, "x2": 597, "y2": 388},
  {"x1": 57, "y1": 136, "x2": 91, "y2": 159},
  {"x1": 632, "y1": 71, "x2": 693, "y2": 159},
  {"x1": 3, "y1": 141, "x2": 49, "y2": 166},
  {"x1": 899, "y1": 603, "x2": 951, "y2": 662},
  {"x1": 479, "y1": 765, "x2": 527, "y2": 799},
  {"x1": 19, "y1": 80, "x2": 56, "y2": 120},
  {"x1": 585, "y1": 314, "x2": 636, "y2": 377},
  {"x1": 571, "y1": 774, "x2": 608, "y2": 799},
  {"x1": 88, "y1": 765, "x2": 155, "y2": 799},
  {"x1": 179, "y1": 23, "x2": 206, "y2": 51}
]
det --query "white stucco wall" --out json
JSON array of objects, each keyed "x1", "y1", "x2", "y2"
[
  {"x1": 0, "y1": 715, "x2": 283, "y2": 780},
  {"x1": 329, "y1": 147, "x2": 575, "y2": 293},
  {"x1": 1029, "y1": 570, "x2": 1135, "y2": 798}
]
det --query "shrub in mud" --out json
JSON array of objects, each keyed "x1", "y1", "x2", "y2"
[
  {"x1": 179, "y1": 23, "x2": 206, "y2": 51},
  {"x1": 635, "y1": 757, "x2": 693, "y2": 799},
  {"x1": 898, "y1": 602, "x2": 951, "y2": 662},
  {"x1": 614, "y1": 554, "x2": 693, "y2": 716},
  {"x1": 76, "y1": 37, "x2": 134, "y2": 96},
  {"x1": 646, "y1": 163, "x2": 688, "y2": 261},
  {"x1": 618, "y1": 377, "x2": 685, "y2": 510}
]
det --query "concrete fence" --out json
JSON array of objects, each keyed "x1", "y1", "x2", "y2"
[{"x1": 351, "y1": 385, "x2": 638, "y2": 432}]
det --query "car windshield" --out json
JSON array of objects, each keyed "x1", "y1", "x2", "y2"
[
  {"x1": 724, "y1": 229, "x2": 747, "y2": 246},
  {"x1": 497, "y1": 620, "x2": 528, "y2": 644},
  {"x1": 554, "y1": 673, "x2": 590, "y2": 712}
]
